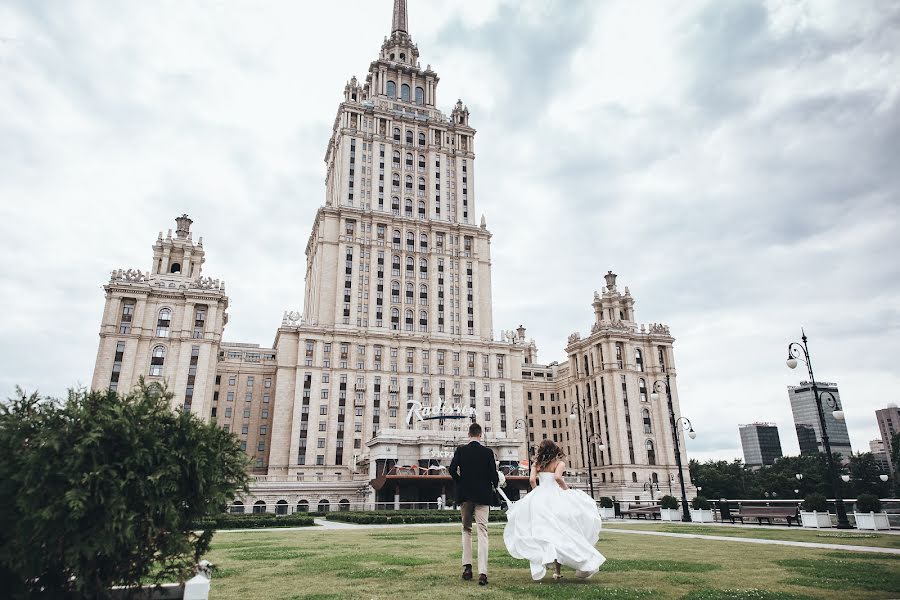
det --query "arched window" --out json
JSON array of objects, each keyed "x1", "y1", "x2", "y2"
[
  {"x1": 169, "y1": 262, "x2": 181, "y2": 274},
  {"x1": 406, "y1": 130, "x2": 413, "y2": 144},
  {"x1": 405, "y1": 257, "x2": 414, "y2": 272},
  {"x1": 391, "y1": 308, "x2": 400, "y2": 330},
  {"x1": 418, "y1": 132, "x2": 426, "y2": 146},
  {"x1": 387, "y1": 81, "x2": 396, "y2": 98},
  {"x1": 230, "y1": 501, "x2": 245, "y2": 514},
  {"x1": 652, "y1": 472, "x2": 659, "y2": 484},
  {"x1": 392, "y1": 256, "x2": 400, "y2": 276},
  {"x1": 392, "y1": 229, "x2": 401, "y2": 246},
  {"x1": 419, "y1": 258, "x2": 427, "y2": 276},
  {"x1": 339, "y1": 498, "x2": 350, "y2": 511},
  {"x1": 418, "y1": 154, "x2": 425, "y2": 169},
  {"x1": 419, "y1": 284, "x2": 428, "y2": 303},
  {"x1": 297, "y1": 499, "x2": 309, "y2": 513},
  {"x1": 275, "y1": 499, "x2": 288, "y2": 515},
  {"x1": 252, "y1": 500, "x2": 266, "y2": 514},
  {"x1": 392, "y1": 150, "x2": 400, "y2": 167},
  {"x1": 420, "y1": 233, "x2": 428, "y2": 249},
  {"x1": 156, "y1": 308, "x2": 171, "y2": 337},
  {"x1": 393, "y1": 126, "x2": 401, "y2": 141},
  {"x1": 391, "y1": 280, "x2": 400, "y2": 302},
  {"x1": 642, "y1": 408, "x2": 652, "y2": 434},
  {"x1": 392, "y1": 172, "x2": 400, "y2": 188},
  {"x1": 391, "y1": 196, "x2": 400, "y2": 213},
  {"x1": 404, "y1": 309, "x2": 414, "y2": 330},
  {"x1": 405, "y1": 175, "x2": 413, "y2": 190},
  {"x1": 405, "y1": 152, "x2": 413, "y2": 167},
  {"x1": 149, "y1": 345, "x2": 166, "y2": 376},
  {"x1": 401, "y1": 83, "x2": 410, "y2": 102},
  {"x1": 635, "y1": 348, "x2": 644, "y2": 371},
  {"x1": 405, "y1": 282, "x2": 414, "y2": 301},
  {"x1": 639, "y1": 378, "x2": 648, "y2": 402},
  {"x1": 318, "y1": 499, "x2": 330, "y2": 513},
  {"x1": 415, "y1": 86, "x2": 424, "y2": 105},
  {"x1": 417, "y1": 200, "x2": 426, "y2": 219},
  {"x1": 646, "y1": 440, "x2": 656, "y2": 465},
  {"x1": 419, "y1": 310, "x2": 428, "y2": 332},
  {"x1": 631, "y1": 472, "x2": 637, "y2": 483}
]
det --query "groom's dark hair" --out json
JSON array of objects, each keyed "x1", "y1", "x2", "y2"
[{"x1": 468, "y1": 422, "x2": 482, "y2": 437}]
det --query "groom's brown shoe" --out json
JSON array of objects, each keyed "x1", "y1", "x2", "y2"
[
  {"x1": 462, "y1": 564, "x2": 473, "y2": 580},
  {"x1": 478, "y1": 574, "x2": 488, "y2": 586}
]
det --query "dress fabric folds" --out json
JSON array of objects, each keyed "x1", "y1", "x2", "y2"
[{"x1": 503, "y1": 472, "x2": 606, "y2": 580}]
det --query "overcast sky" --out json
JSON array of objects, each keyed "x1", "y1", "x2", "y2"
[{"x1": 2, "y1": 0, "x2": 898, "y2": 461}]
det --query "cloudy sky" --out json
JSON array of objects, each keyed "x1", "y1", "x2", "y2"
[{"x1": 1, "y1": 0, "x2": 898, "y2": 460}]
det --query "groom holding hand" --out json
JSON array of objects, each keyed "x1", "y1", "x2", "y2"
[{"x1": 449, "y1": 422, "x2": 499, "y2": 586}]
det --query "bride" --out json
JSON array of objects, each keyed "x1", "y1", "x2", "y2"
[{"x1": 503, "y1": 439, "x2": 606, "y2": 581}]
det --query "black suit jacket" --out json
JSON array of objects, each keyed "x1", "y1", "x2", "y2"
[{"x1": 449, "y1": 440, "x2": 499, "y2": 506}]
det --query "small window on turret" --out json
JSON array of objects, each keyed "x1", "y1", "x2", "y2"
[
  {"x1": 170, "y1": 263, "x2": 181, "y2": 273},
  {"x1": 400, "y1": 53, "x2": 406, "y2": 61},
  {"x1": 387, "y1": 81, "x2": 396, "y2": 98}
]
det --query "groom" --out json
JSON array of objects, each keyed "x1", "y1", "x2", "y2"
[{"x1": 449, "y1": 422, "x2": 499, "y2": 586}]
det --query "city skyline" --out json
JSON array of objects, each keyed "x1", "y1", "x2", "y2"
[{"x1": 2, "y1": 0, "x2": 898, "y2": 460}]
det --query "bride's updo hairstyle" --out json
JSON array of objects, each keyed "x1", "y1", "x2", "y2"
[{"x1": 535, "y1": 439, "x2": 565, "y2": 471}]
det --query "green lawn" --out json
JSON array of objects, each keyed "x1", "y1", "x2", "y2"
[
  {"x1": 204, "y1": 524, "x2": 899, "y2": 600},
  {"x1": 602, "y1": 522, "x2": 900, "y2": 549}
]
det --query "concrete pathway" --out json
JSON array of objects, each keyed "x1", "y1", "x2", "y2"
[
  {"x1": 604, "y1": 527, "x2": 900, "y2": 555},
  {"x1": 215, "y1": 520, "x2": 900, "y2": 555}
]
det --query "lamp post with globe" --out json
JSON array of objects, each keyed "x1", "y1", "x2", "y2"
[
  {"x1": 786, "y1": 329, "x2": 851, "y2": 529},
  {"x1": 568, "y1": 398, "x2": 607, "y2": 499},
  {"x1": 650, "y1": 374, "x2": 695, "y2": 522}
]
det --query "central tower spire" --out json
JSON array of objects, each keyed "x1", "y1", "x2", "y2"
[{"x1": 391, "y1": 0, "x2": 408, "y2": 34}]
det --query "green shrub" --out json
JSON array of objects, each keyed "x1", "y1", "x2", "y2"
[
  {"x1": 660, "y1": 495, "x2": 679, "y2": 509},
  {"x1": 691, "y1": 496, "x2": 711, "y2": 510},
  {"x1": 802, "y1": 493, "x2": 828, "y2": 512},
  {"x1": 0, "y1": 383, "x2": 249, "y2": 599},
  {"x1": 855, "y1": 494, "x2": 882, "y2": 513},
  {"x1": 599, "y1": 496, "x2": 614, "y2": 508}
]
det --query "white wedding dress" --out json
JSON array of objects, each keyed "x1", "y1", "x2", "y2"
[{"x1": 503, "y1": 472, "x2": 606, "y2": 580}]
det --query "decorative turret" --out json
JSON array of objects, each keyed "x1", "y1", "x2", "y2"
[{"x1": 175, "y1": 214, "x2": 193, "y2": 239}]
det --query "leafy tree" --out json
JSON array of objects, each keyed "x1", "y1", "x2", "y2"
[
  {"x1": 846, "y1": 453, "x2": 891, "y2": 498},
  {"x1": 0, "y1": 382, "x2": 249, "y2": 599},
  {"x1": 689, "y1": 459, "x2": 751, "y2": 499}
]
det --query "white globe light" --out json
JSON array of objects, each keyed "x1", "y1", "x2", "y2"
[
  {"x1": 597, "y1": 443, "x2": 606, "y2": 452},
  {"x1": 569, "y1": 413, "x2": 577, "y2": 421},
  {"x1": 832, "y1": 410, "x2": 845, "y2": 421},
  {"x1": 650, "y1": 392, "x2": 660, "y2": 402},
  {"x1": 795, "y1": 473, "x2": 803, "y2": 480},
  {"x1": 688, "y1": 430, "x2": 697, "y2": 440},
  {"x1": 786, "y1": 357, "x2": 798, "y2": 369},
  {"x1": 841, "y1": 474, "x2": 850, "y2": 483},
  {"x1": 513, "y1": 427, "x2": 520, "y2": 433},
  {"x1": 880, "y1": 474, "x2": 889, "y2": 482}
]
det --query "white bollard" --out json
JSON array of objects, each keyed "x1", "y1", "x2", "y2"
[{"x1": 183, "y1": 574, "x2": 210, "y2": 600}]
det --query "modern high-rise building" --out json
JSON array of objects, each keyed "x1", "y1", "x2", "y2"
[
  {"x1": 876, "y1": 404, "x2": 900, "y2": 475},
  {"x1": 739, "y1": 423, "x2": 783, "y2": 467},
  {"x1": 788, "y1": 381, "x2": 852, "y2": 458},
  {"x1": 90, "y1": 0, "x2": 692, "y2": 510}
]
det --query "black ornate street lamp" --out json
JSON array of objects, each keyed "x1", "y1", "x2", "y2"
[
  {"x1": 786, "y1": 329, "x2": 851, "y2": 529},
  {"x1": 513, "y1": 418, "x2": 532, "y2": 473},
  {"x1": 643, "y1": 478, "x2": 660, "y2": 501},
  {"x1": 568, "y1": 399, "x2": 606, "y2": 499},
  {"x1": 650, "y1": 375, "x2": 695, "y2": 522}
]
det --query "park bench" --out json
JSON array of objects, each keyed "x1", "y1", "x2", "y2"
[
  {"x1": 719, "y1": 503, "x2": 799, "y2": 526},
  {"x1": 621, "y1": 505, "x2": 661, "y2": 520}
]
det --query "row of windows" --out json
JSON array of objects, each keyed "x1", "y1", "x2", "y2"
[
  {"x1": 118, "y1": 303, "x2": 208, "y2": 339},
  {"x1": 385, "y1": 81, "x2": 425, "y2": 105}
]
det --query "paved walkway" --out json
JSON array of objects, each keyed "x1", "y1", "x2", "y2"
[
  {"x1": 604, "y1": 527, "x2": 900, "y2": 555},
  {"x1": 214, "y1": 519, "x2": 900, "y2": 555}
]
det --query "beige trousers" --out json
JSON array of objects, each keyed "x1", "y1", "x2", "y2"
[{"x1": 461, "y1": 501, "x2": 489, "y2": 575}]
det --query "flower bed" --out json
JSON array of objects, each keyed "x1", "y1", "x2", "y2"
[
  {"x1": 325, "y1": 510, "x2": 507, "y2": 525},
  {"x1": 192, "y1": 513, "x2": 315, "y2": 530}
]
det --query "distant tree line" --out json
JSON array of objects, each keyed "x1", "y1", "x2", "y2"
[{"x1": 689, "y1": 449, "x2": 894, "y2": 501}]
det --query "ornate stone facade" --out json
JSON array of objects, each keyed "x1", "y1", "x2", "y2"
[{"x1": 89, "y1": 1, "x2": 691, "y2": 510}]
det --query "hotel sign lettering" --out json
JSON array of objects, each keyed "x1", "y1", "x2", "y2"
[{"x1": 406, "y1": 398, "x2": 476, "y2": 427}]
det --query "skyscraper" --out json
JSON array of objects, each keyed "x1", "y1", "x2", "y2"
[
  {"x1": 788, "y1": 381, "x2": 852, "y2": 458},
  {"x1": 876, "y1": 403, "x2": 900, "y2": 475},
  {"x1": 739, "y1": 423, "x2": 783, "y2": 467},
  {"x1": 90, "y1": 0, "x2": 692, "y2": 508}
]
